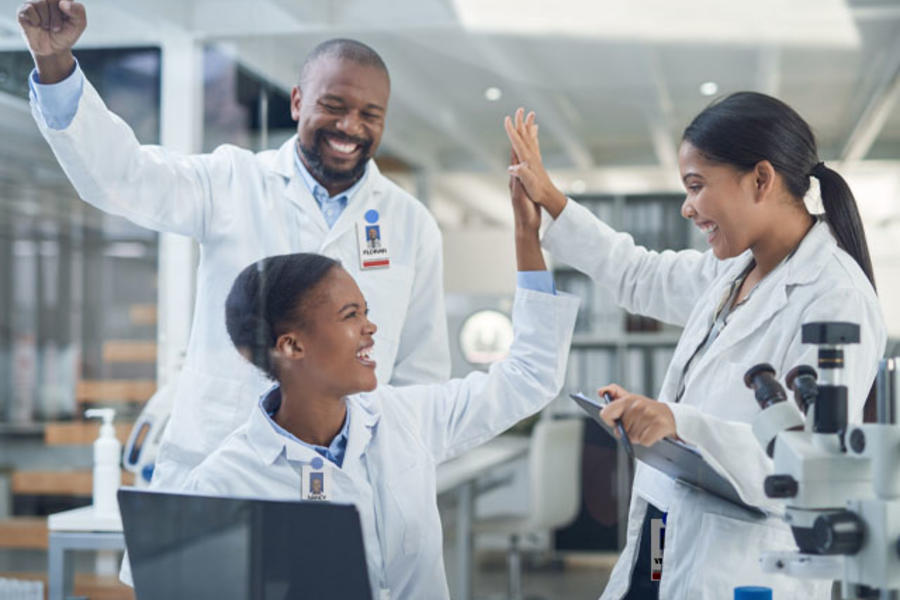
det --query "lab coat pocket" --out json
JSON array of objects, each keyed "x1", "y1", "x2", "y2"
[{"x1": 686, "y1": 511, "x2": 796, "y2": 599}]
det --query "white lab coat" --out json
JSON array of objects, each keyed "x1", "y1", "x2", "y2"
[
  {"x1": 541, "y1": 199, "x2": 886, "y2": 600},
  {"x1": 181, "y1": 288, "x2": 580, "y2": 600},
  {"x1": 30, "y1": 79, "x2": 451, "y2": 488}
]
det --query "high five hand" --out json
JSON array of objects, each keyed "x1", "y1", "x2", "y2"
[
  {"x1": 504, "y1": 107, "x2": 568, "y2": 219},
  {"x1": 508, "y1": 112, "x2": 541, "y2": 234}
]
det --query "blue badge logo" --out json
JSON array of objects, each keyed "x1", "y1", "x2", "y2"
[
  {"x1": 365, "y1": 209, "x2": 379, "y2": 224},
  {"x1": 310, "y1": 456, "x2": 324, "y2": 470}
]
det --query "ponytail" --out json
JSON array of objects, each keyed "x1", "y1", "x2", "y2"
[{"x1": 810, "y1": 163, "x2": 877, "y2": 292}]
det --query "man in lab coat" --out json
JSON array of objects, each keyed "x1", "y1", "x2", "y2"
[{"x1": 18, "y1": 0, "x2": 451, "y2": 488}]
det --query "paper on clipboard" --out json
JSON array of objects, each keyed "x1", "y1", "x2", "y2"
[{"x1": 569, "y1": 392, "x2": 764, "y2": 516}]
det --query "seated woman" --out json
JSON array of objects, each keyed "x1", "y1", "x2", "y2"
[
  {"x1": 181, "y1": 187, "x2": 579, "y2": 599},
  {"x1": 504, "y1": 97, "x2": 886, "y2": 599}
]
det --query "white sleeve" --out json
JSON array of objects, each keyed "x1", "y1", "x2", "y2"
[
  {"x1": 386, "y1": 288, "x2": 580, "y2": 463},
  {"x1": 387, "y1": 211, "x2": 451, "y2": 385},
  {"x1": 667, "y1": 285, "x2": 886, "y2": 509},
  {"x1": 541, "y1": 198, "x2": 724, "y2": 327},
  {"x1": 31, "y1": 76, "x2": 220, "y2": 241}
]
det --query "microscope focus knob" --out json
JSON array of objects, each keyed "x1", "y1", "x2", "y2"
[
  {"x1": 764, "y1": 475, "x2": 798, "y2": 498},
  {"x1": 813, "y1": 511, "x2": 865, "y2": 555}
]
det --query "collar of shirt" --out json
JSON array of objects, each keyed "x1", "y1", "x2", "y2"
[
  {"x1": 258, "y1": 385, "x2": 350, "y2": 467},
  {"x1": 293, "y1": 143, "x2": 368, "y2": 211}
]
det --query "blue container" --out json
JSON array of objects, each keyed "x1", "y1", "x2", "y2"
[{"x1": 734, "y1": 586, "x2": 772, "y2": 600}]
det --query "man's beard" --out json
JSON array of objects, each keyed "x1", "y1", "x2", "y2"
[{"x1": 298, "y1": 129, "x2": 372, "y2": 187}]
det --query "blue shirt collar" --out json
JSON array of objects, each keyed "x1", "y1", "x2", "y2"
[
  {"x1": 293, "y1": 143, "x2": 368, "y2": 208},
  {"x1": 259, "y1": 385, "x2": 350, "y2": 467}
]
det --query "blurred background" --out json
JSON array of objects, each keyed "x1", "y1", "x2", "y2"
[{"x1": 0, "y1": 0, "x2": 898, "y2": 598}]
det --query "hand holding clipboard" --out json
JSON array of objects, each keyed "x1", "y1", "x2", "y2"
[{"x1": 570, "y1": 391, "x2": 764, "y2": 516}]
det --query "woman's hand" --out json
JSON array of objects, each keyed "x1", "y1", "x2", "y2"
[
  {"x1": 504, "y1": 107, "x2": 568, "y2": 219},
  {"x1": 598, "y1": 384, "x2": 677, "y2": 446},
  {"x1": 510, "y1": 141, "x2": 546, "y2": 271},
  {"x1": 509, "y1": 142, "x2": 540, "y2": 234}
]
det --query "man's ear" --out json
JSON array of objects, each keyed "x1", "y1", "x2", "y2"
[
  {"x1": 753, "y1": 160, "x2": 777, "y2": 201},
  {"x1": 290, "y1": 86, "x2": 302, "y2": 122}
]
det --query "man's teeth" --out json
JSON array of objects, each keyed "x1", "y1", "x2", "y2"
[
  {"x1": 356, "y1": 348, "x2": 372, "y2": 360},
  {"x1": 327, "y1": 138, "x2": 359, "y2": 154},
  {"x1": 699, "y1": 223, "x2": 718, "y2": 234}
]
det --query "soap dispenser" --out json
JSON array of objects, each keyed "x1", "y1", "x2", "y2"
[{"x1": 84, "y1": 408, "x2": 121, "y2": 516}]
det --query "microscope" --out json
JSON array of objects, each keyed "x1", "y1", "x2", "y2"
[{"x1": 743, "y1": 322, "x2": 900, "y2": 600}]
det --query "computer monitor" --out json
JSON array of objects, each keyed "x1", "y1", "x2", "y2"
[{"x1": 118, "y1": 488, "x2": 372, "y2": 600}]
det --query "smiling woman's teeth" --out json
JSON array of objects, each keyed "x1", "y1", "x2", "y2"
[
  {"x1": 699, "y1": 223, "x2": 718, "y2": 234},
  {"x1": 356, "y1": 348, "x2": 371, "y2": 361}
]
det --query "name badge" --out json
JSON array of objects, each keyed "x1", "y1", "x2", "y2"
[
  {"x1": 300, "y1": 457, "x2": 332, "y2": 501},
  {"x1": 357, "y1": 209, "x2": 390, "y2": 270},
  {"x1": 650, "y1": 516, "x2": 666, "y2": 581}
]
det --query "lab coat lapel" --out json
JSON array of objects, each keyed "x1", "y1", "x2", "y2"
[
  {"x1": 687, "y1": 220, "x2": 832, "y2": 371},
  {"x1": 342, "y1": 395, "x2": 381, "y2": 470},
  {"x1": 269, "y1": 136, "x2": 330, "y2": 235}
]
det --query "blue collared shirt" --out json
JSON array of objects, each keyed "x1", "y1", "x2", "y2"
[
  {"x1": 28, "y1": 60, "x2": 83, "y2": 130},
  {"x1": 293, "y1": 147, "x2": 367, "y2": 229},
  {"x1": 260, "y1": 386, "x2": 350, "y2": 467}
]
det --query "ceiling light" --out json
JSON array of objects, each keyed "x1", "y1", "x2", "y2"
[
  {"x1": 699, "y1": 81, "x2": 719, "y2": 97},
  {"x1": 452, "y1": 0, "x2": 859, "y2": 47},
  {"x1": 570, "y1": 180, "x2": 587, "y2": 194},
  {"x1": 484, "y1": 87, "x2": 502, "y2": 102}
]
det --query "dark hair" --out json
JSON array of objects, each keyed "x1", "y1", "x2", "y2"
[
  {"x1": 225, "y1": 253, "x2": 340, "y2": 380},
  {"x1": 682, "y1": 91, "x2": 876, "y2": 292},
  {"x1": 299, "y1": 38, "x2": 390, "y2": 90}
]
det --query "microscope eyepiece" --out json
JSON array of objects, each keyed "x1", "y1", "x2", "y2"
[
  {"x1": 744, "y1": 363, "x2": 788, "y2": 410},
  {"x1": 786, "y1": 365, "x2": 818, "y2": 414}
]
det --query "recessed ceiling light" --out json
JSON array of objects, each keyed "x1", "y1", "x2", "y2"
[
  {"x1": 484, "y1": 86, "x2": 502, "y2": 102},
  {"x1": 699, "y1": 81, "x2": 719, "y2": 96}
]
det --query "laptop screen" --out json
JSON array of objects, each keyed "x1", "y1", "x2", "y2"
[{"x1": 118, "y1": 488, "x2": 372, "y2": 600}]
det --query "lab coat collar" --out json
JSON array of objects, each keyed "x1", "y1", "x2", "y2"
[
  {"x1": 268, "y1": 136, "x2": 385, "y2": 246},
  {"x1": 247, "y1": 392, "x2": 287, "y2": 466},
  {"x1": 782, "y1": 217, "x2": 834, "y2": 287},
  {"x1": 343, "y1": 394, "x2": 381, "y2": 463},
  {"x1": 246, "y1": 387, "x2": 381, "y2": 467},
  {"x1": 690, "y1": 218, "x2": 835, "y2": 367}
]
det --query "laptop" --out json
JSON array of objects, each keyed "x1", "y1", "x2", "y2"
[{"x1": 118, "y1": 488, "x2": 373, "y2": 600}]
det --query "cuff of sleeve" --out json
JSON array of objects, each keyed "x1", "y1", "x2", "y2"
[
  {"x1": 517, "y1": 270, "x2": 556, "y2": 295},
  {"x1": 666, "y1": 401, "x2": 706, "y2": 446},
  {"x1": 29, "y1": 59, "x2": 83, "y2": 130}
]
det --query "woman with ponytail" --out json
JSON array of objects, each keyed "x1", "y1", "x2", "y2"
[{"x1": 504, "y1": 96, "x2": 886, "y2": 599}]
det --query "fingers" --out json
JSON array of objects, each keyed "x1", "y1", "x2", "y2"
[
  {"x1": 599, "y1": 395, "x2": 629, "y2": 426},
  {"x1": 49, "y1": 0, "x2": 63, "y2": 33},
  {"x1": 33, "y1": 1, "x2": 50, "y2": 30},
  {"x1": 597, "y1": 383, "x2": 628, "y2": 401},
  {"x1": 599, "y1": 393, "x2": 675, "y2": 446},
  {"x1": 58, "y1": 0, "x2": 86, "y2": 25},
  {"x1": 17, "y1": 3, "x2": 40, "y2": 27}
]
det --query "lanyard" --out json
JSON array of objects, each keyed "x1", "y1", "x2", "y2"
[{"x1": 673, "y1": 260, "x2": 755, "y2": 403}]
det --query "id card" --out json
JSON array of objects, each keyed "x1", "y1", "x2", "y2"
[
  {"x1": 357, "y1": 209, "x2": 390, "y2": 270},
  {"x1": 300, "y1": 457, "x2": 332, "y2": 501},
  {"x1": 650, "y1": 516, "x2": 665, "y2": 581}
]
